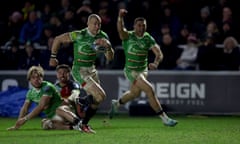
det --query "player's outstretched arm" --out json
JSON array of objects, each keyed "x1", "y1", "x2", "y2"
[
  {"x1": 7, "y1": 101, "x2": 31, "y2": 130},
  {"x1": 49, "y1": 33, "x2": 72, "y2": 67},
  {"x1": 117, "y1": 9, "x2": 129, "y2": 40}
]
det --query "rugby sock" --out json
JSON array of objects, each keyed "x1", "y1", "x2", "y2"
[
  {"x1": 157, "y1": 110, "x2": 169, "y2": 122},
  {"x1": 119, "y1": 99, "x2": 124, "y2": 105},
  {"x1": 71, "y1": 117, "x2": 81, "y2": 130},
  {"x1": 82, "y1": 107, "x2": 97, "y2": 125},
  {"x1": 73, "y1": 117, "x2": 81, "y2": 125},
  {"x1": 156, "y1": 110, "x2": 164, "y2": 115}
]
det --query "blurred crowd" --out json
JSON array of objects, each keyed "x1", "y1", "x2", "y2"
[{"x1": 0, "y1": 0, "x2": 239, "y2": 71}]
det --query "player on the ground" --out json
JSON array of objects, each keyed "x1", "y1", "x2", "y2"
[{"x1": 7, "y1": 66, "x2": 80, "y2": 130}]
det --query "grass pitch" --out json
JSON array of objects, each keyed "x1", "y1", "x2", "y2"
[{"x1": 1, "y1": 114, "x2": 240, "y2": 144}]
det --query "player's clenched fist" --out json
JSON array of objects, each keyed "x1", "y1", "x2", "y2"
[
  {"x1": 119, "y1": 9, "x2": 127, "y2": 17},
  {"x1": 49, "y1": 58, "x2": 58, "y2": 67}
]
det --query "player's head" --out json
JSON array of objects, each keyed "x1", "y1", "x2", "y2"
[
  {"x1": 56, "y1": 64, "x2": 71, "y2": 72},
  {"x1": 87, "y1": 14, "x2": 101, "y2": 35},
  {"x1": 56, "y1": 64, "x2": 71, "y2": 84},
  {"x1": 133, "y1": 17, "x2": 147, "y2": 37},
  {"x1": 27, "y1": 65, "x2": 44, "y2": 88}
]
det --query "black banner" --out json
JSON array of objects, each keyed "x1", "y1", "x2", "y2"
[{"x1": 0, "y1": 71, "x2": 240, "y2": 115}]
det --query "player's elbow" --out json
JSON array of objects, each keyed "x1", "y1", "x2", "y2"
[
  {"x1": 53, "y1": 36, "x2": 62, "y2": 44},
  {"x1": 159, "y1": 54, "x2": 164, "y2": 62}
]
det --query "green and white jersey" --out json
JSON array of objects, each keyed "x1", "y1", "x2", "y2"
[
  {"x1": 69, "y1": 28, "x2": 109, "y2": 67},
  {"x1": 123, "y1": 31, "x2": 156, "y2": 71},
  {"x1": 26, "y1": 81, "x2": 62, "y2": 118}
]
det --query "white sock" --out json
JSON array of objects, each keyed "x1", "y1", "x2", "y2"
[
  {"x1": 116, "y1": 100, "x2": 121, "y2": 107},
  {"x1": 159, "y1": 112, "x2": 169, "y2": 122}
]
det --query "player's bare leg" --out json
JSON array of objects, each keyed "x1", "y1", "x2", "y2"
[
  {"x1": 109, "y1": 86, "x2": 140, "y2": 119},
  {"x1": 134, "y1": 75, "x2": 178, "y2": 126},
  {"x1": 55, "y1": 105, "x2": 82, "y2": 131},
  {"x1": 110, "y1": 74, "x2": 178, "y2": 126}
]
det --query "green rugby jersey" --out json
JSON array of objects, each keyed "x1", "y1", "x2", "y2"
[
  {"x1": 122, "y1": 31, "x2": 156, "y2": 71},
  {"x1": 26, "y1": 81, "x2": 62, "y2": 118},
  {"x1": 69, "y1": 28, "x2": 109, "y2": 67}
]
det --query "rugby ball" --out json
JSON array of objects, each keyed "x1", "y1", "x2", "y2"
[{"x1": 92, "y1": 44, "x2": 106, "y2": 53}]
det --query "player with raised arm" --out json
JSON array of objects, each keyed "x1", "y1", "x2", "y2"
[{"x1": 109, "y1": 9, "x2": 178, "y2": 127}]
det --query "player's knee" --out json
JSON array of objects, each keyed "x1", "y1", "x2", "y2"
[
  {"x1": 94, "y1": 91, "x2": 106, "y2": 104},
  {"x1": 94, "y1": 96, "x2": 104, "y2": 104},
  {"x1": 56, "y1": 105, "x2": 68, "y2": 114}
]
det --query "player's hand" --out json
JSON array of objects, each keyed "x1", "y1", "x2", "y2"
[
  {"x1": 7, "y1": 126, "x2": 18, "y2": 131},
  {"x1": 94, "y1": 38, "x2": 111, "y2": 49},
  {"x1": 7, "y1": 118, "x2": 26, "y2": 131},
  {"x1": 49, "y1": 58, "x2": 58, "y2": 67},
  {"x1": 119, "y1": 9, "x2": 127, "y2": 17},
  {"x1": 148, "y1": 63, "x2": 158, "y2": 70}
]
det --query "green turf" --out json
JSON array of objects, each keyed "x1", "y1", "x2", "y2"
[{"x1": 1, "y1": 114, "x2": 240, "y2": 144}]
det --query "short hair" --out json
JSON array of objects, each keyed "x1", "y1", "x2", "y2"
[
  {"x1": 223, "y1": 36, "x2": 239, "y2": 48},
  {"x1": 87, "y1": 14, "x2": 101, "y2": 23},
  {"x1": 56, "y1": 64, "x2": 71, "y2": 72},
  {"x1": 27, "y1": 65, "x2": 44, "y2": 80},
  {"x1": 134, "y1": 17, "x2": 146, "y2": 25}
]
